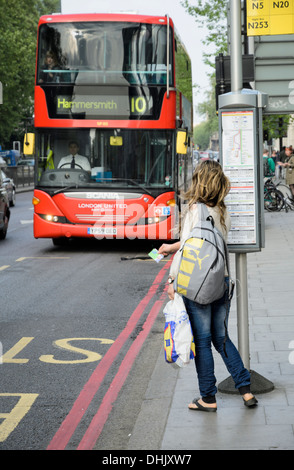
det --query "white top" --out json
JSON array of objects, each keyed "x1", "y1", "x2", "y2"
[
  {"x1": 169, "y1": 204, "x2": 231, "y2": 278},
  {"x1": 58, "y1": 154, "x2": 91, "y2": 171}
]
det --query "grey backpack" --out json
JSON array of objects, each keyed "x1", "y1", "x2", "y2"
[{"x1": 174, "y1": 203, "x2": 233, "y2": 305}]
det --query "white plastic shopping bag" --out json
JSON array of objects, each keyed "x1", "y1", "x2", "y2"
[{"x1": 163, "y1": 293, "x2": 195, "y2": 367}]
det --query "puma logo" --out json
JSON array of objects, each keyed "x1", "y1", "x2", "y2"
[{"x1": 188, "y1": 249, "x2": 209, "y2": 270}]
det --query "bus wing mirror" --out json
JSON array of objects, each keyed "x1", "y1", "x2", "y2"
[
  {"x1": 23, "y1": 133, "x2": 35, "y2": 155},
  {"x1": 110, "y1": 136, "x2": 123, "y2": 146},
  {"x1": 176, "y1": 129, "x2": 188, "y2": 155}
]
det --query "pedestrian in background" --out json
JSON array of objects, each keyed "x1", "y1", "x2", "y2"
[
  {"x1": 263, "y1": 149, "x2": 275, "y2": 177},
  {"x1": 278, "y1": 146, "x2": 292, "y2": 179},
  {"x1": 271, "y1": 149, "x2": 278, "y2": 164},
  {"x1": 278, "y1": 149, "x2": 294, "y2": 200}
]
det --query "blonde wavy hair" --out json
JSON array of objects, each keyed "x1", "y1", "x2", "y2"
[{"x1": 183, "y1": 160, "x2": 231, "y2": 231}]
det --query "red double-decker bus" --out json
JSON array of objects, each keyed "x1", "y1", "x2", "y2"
[{"x1": 28, "y1": 13, "x2": 193, "y2": 245}]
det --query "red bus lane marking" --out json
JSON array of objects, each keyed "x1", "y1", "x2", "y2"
[
  {"x1": 47, "y1": 259, "x2": 171, "y2": 450},
  {"x1": 77, "y1": 294, "x2": 167, "y2": 450}
]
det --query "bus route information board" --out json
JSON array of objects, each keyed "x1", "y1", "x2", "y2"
[
  {"x1": 221, "y1": 110, "x2": 257, "y2": 246},
  {"x1": 247, "y1": 0, "x2": 294, "y2": 36}
]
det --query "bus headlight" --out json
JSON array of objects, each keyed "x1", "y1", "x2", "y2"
[
  {"x1": 38, "y1": 214, "x2": 67, "y2": 223},
  {"x1": 148, "y1": 216, "x2": 160, "y2": 224},
  {"x1": 138, "y1": 215, "x2": 167, "y2": 225},
  {"x1": 45, "y1": 215, "x2": 59, "y2": 222}
]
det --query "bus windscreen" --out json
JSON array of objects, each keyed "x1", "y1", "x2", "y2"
[
  {"x1": 36, "y1": 128, "x2": 174, "y2": 193},
  {"x1": 37, "y1": 22, "x2": 173, "y2": 87}
]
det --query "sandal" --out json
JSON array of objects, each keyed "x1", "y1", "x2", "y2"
[
  {"x1": 243, "y1": 396, "x2": 258, "y2": 407},
  {"x1": 188, "y1": 398, "x2": 217, "y2": 412}
]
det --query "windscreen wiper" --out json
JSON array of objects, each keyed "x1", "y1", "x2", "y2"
[
  {"x1": 109, "y1": 178, "x2": 153, "y2": 196},
  {"x1": 52, "y1": 184, "x2": 78, "y2": 195}
]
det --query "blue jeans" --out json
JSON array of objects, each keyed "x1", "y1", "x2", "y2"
[{"x1": 183, "y1": 279, "x2": 251, "y2": 400}]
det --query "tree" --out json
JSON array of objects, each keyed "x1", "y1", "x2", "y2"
[
  {"x1": 182, "y1": 0, "x2": 293, "y2": 146},
  {"x1": 181, "y1": 0, "x2": 228, "y2": 67},
  {"x1": 181, "y1": 0, "x2": 228, "y2": 147},
  {"x1": 194, "y1": 121, "x2": 211, "y2": 150},
  {"x1": 263, "y1": 115, "x2": 294, "y2": 146},
  {"x1": 175, "y1": 34, "x2": 193, "y2": 104},
  {"x1": 0, "y1": 0, "x2": 59, "y2": 147},
  {"x1": 194, "y1": 75, "x2": 218, "y2": 149}
]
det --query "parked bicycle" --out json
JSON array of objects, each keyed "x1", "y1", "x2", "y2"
[{"x1": 264, "y1": 178, "x2": 294, "y2": 212}]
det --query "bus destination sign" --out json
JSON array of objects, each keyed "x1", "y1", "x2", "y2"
[
  {"x1": 246, "y1": 0, "x2": 294, "y2": 36},
  {"x1": 56, "y1": 94, "x2": 153, "y2": 118}
]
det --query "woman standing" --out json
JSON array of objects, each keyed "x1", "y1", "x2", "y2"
[{"x1": 159, "y1": 160, "x2": 258, "y2": 412}]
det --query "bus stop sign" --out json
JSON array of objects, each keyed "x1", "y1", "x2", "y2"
[{"x1": 246, "y1": 0, "x2": 294, "y2": 36}]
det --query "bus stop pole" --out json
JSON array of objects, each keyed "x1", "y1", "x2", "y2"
[
  {"x1": 230, "y1": 0, "x2": 250, "y2": 370},
  {"x1": 218, "y1": 1, "x2": 274, "y2": 393},
  {"x1": 230, "y1": 0, "x2": 243, "y2": 94},
  {"x1": 236, "y1": 253, "x2": 250, "y2": 370}
]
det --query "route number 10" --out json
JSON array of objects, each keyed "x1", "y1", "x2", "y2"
[{"x1": 130, "y1": 97, "x2": 147, "y2": 115}]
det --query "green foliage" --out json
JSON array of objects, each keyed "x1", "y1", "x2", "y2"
[
  {"x1": 175, "y1": 33, "x2": 193, "y2": 103},
  {"x1": 263, "y1": 115, "x2": 294, "y2": 142},
  {"x1": 182, "y1": 0, "x2": 292, "y2": 144},
  {"x1": 0, "y1": 0, "x2": 59, "y2": 147},
  {"x1": 194, "y1": 121, "x2": 211, "y2": 149},
  {"x1": 193, "y1": 74, "x2": 218, "y2": 148},
  {"x1": 181, "y1": 0, "x2": 228, "y2": 66},
  {"x1": 181, "y1": 0, "x2": 227, "y2": 146}
]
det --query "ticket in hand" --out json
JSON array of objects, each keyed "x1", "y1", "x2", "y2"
[{"x1": 148, "y1": 248, "x2": 164, "y2": 263}]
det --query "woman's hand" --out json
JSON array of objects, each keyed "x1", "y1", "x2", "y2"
[
  {"x1": 158, "y1": 241, "x2": 180, "y2": 256},
  {"x1": 158, "y1": 243, "x2": 172, "y2": 256}
]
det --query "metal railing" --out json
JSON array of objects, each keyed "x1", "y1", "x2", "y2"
[{"x1": 3, "y1": 166, "x2": 34, "y2": 188}]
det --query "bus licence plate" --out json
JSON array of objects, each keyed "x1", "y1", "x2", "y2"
[{"x1": 88, "y1": 227, "x2": 117, "y2": 235}]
